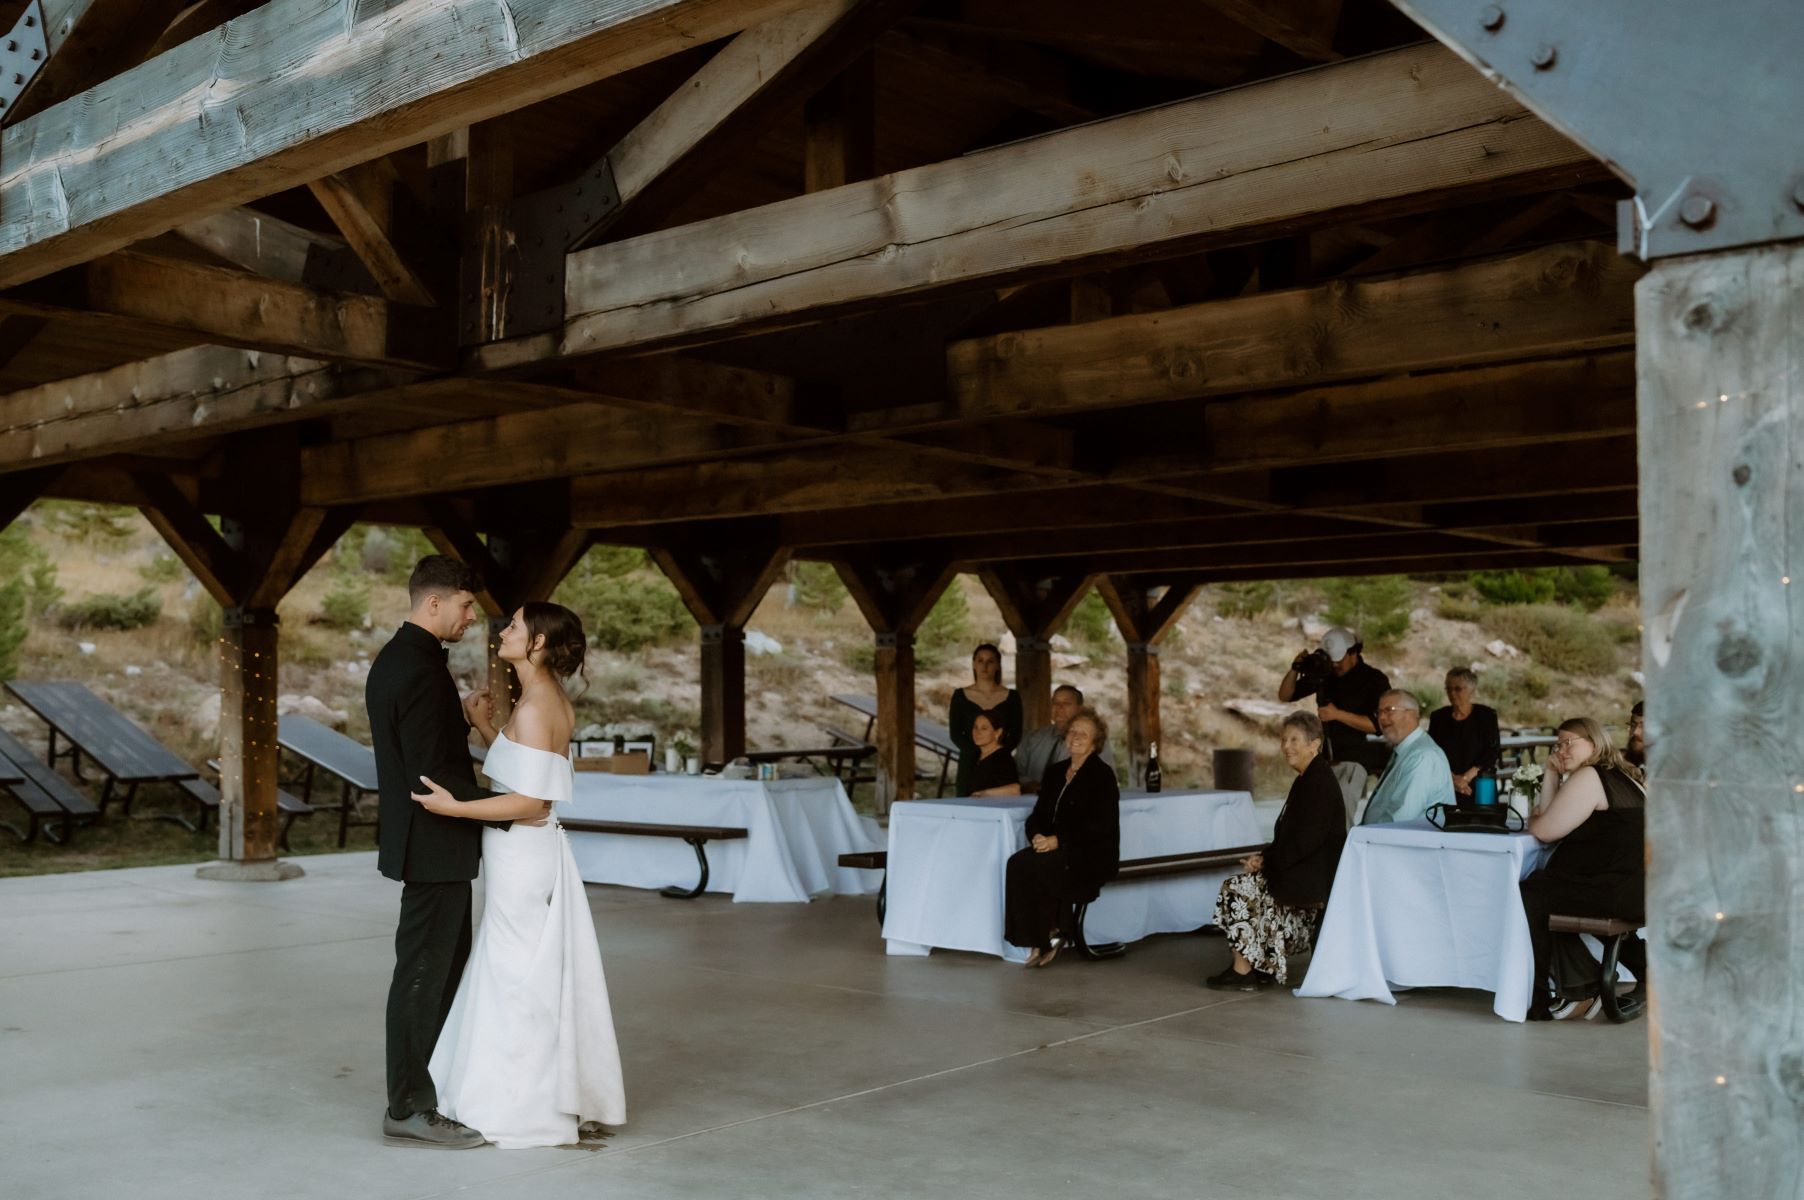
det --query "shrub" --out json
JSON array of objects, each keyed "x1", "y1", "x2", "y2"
[
  {"x1": 0, "y1": 524, "x2": 59, "y2": 617},
  {"x1": 1215, "y1": 580, "x2": 1276, "y2": 619},
  {"x1": 317, "y1": 576, "x2": 370, "y2": 630},
  {"x1": 1064, "y1": 590, "x2": 1115, "y2": 652},
  {"x1": 0, "y1": 575, "x2": 23, "y2": 680},
  {"x1": 188, "y1": 597, "x2": 222, "y2": 648},
  {"x1": 1551, "y1": 565, "x2": 1616, "y2": 611},
  {"x1": 1468, "y1": 569, "x2": 1557, "y2": 606},
  {"x1": 555, "y1": 546, "x2": 692, "y2": 652},
  {"x1": 1484, "y1": 664, "x2": 1553, "y2": 722},
  {"x1": 1435, "y1": 592, "x2": 1483, "y2": 622},
  {"x1": 840, "y1": 640, "x2": 876, "y2": 674},
  {"x1": 915, "y1": 581, "x2": 971, "y2": 670},
  {"x1": 137, "y1": 552, "x2": 187, "y2": 584},
  {"x1": 38, "y1": 500, "x2": 136, "y2": 544},
  {"x1": 1319, "y1": 575, "x2": 1413, "y2": 647},
  {"x1": 57, "y1": 588, "x2": 162, "y2": 631},
  {"x1": 790, "y1": 560, "x2": 847, "y2": 615},
  {"x1": 1480, "y1": 604, "x2": 1618, "y2": 676}
]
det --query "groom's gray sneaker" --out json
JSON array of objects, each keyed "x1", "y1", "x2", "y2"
[{"x1": 383, "y1": 1109, "x2": 485, "y2": 1149}]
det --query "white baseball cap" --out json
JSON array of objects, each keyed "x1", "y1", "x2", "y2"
[{"x1": 1321, "y1": 627, "x2": 1358, "y2": 659}]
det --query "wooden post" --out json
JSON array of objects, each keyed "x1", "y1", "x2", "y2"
[
  {"x1": 218, "y1": 608, "x2": 285, "y2": 869},
  {"x1": 803, "y1": 54, "x2": 875, "y2": 193},
  {"x1": 873, "y1": 631, "x2": 915, "y2": 808},
  {"x1": 698, "y1": 623, "x2": 748, "y2": 766},
  {"x1": 836, "y1": 555, "x2": 956, "y2": 814},
  {"x1": 650, "y1": 543, "x2": 790, "y2": 765},
  {"x1": 979, "y1": 565, "x2": 1092, "y2": 733},
  {"x1": 1638, "y1": 241, "x2": 1804, "y2": 1198},
  {"x1": 1095, "y1": 577, "x2": 1200, "y2": 784}
]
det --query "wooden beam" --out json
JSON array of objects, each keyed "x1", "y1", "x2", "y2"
[
  {"x1": 306, "y1": 159, "x2": 437, "y2": 306},
  {"x1": 0, "y1": 0, "x2": 823, "y2": 286},
  {"x1": 1197, "y1": 0, "x2": 1342, "y2": 61},
  {"x1": 6, "y1": 0, "x2": 192, "y2": 125},
  {"x1": 803, "y1": 52, "x2": 875, "y2": 193},
  {"x1": 0, "y1": 465, "x2": 60, "y2": 529},
  {"x1": 170, "y1": 207, "x2": 372, "y2": 292},
  {"x1": 0, "y1": 345, "x2": 412, "y2": 470},
  {"x1": 979, "y1": 564, "x2": 1091, "y2": 731},
  {"x1": 539, "y1": 42, "x2": 1599, "y2": 364},
  {"x1": 1147, "y1": 545, "x2": 1630, "y2": 586},
  {"x1": 1637, "y1": 242, "x2": 1804, "y2": 1199},
  {"x1": 926, "y1": 241, "x2": 1638, "y2": 428},
  {"x1": 300, "y1": 402, "x2": 785, "y2": 507},
  {"x1": 2, "y1": 252, "x2": 412, "y2": 367},
  {"x1": 1094, "y1": 575, "x2": 1199, "y2": 784},
  {"x1": 132, "y1": 471, "x2": 242, "y2": 605}
]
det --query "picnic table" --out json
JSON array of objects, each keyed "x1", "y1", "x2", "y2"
[
  {"x1": 276, "y1": 714, "x2": 380, "y2": 846},
  {"x1": 739, "y1": 743, "x2": 876, "y2": 789},
  {"x1": 829, "y1": 694, "x2": 960, "y2": 797},
  {"x1": 5, "y1": 681, "x2": 198, "y2": 815}
]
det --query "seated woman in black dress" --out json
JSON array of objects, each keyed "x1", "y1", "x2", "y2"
[
  {"x1": 1520, "y1": 716, "x2": 1646, "y2": 1020},
  {"x1": 1427, "y1": 666, "x2": 1500, "y2": 799},
  {"x1": 1207, "y1": 711, "x2": 1347, "y2": 990},
  {"x1": 965, "y1": 711, "x2": 1020, "y2": 797},
  {"x1": 1004, "y1": 708, "x2": 1119, "y2": 968}
]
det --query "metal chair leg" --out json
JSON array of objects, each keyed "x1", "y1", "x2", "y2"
[
  {"x1": 876, "y1": 873, "x2": 887, "y2": 928},
  {"x1": 1071, "y1": 901, "x2": 1126, "y2": 960},
  {"x1": 661, "y1": 836, "x2": 712, "y2": 899},
  {"x1": 1599, "y1": 933, "x2": 1645, "y2": 1023}
]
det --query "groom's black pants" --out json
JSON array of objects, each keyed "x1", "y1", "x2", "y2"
[{"x1": 387, "y1": 880, "x2": 473, "y2": 1118}]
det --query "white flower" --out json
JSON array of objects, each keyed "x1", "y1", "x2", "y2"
[{"x1": 1517, "y1": 763, "x2": 1544, "y2": 783}]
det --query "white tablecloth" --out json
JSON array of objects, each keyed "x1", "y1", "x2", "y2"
[
  {"x1": 881, "y1": 789, "x2": 1260, "y2": 961},
  {"x1": 561, "y1": 775, "x2": 882, "y2": 902},
  {"x1": 1295, "y1": 822, "x2": 1554, "y2": 1021}
]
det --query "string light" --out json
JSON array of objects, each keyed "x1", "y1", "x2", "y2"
[{"x1": 1716, "y1": 1075, "x2": 1728, "y2": 1086}]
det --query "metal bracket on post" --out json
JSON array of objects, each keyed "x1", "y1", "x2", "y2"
[
  {"x1": 0, "y1": 1, "x2": 47, "y2": 118},
  {"x1": 461, "y1": 156, "x2": 622, "y2": 343},
  {"x1": 1388, "y1": 0, "x2": 1804, "y2": 260}
]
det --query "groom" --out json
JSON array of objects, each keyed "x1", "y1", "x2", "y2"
[{"x1": 367, "y1": 555, "x2": 493, "y2": 1149}]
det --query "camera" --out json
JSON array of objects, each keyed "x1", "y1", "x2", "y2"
[{"x1": 1292, "y1": 648, "x2": 1334, "y2": 691}]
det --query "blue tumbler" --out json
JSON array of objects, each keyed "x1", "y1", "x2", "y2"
[{"x1": 1473, "y1": 772, "x2": 1498, "y2": 806}]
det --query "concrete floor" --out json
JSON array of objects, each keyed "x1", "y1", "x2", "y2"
[{"x1": 0, "y1": 853, "x2": 1649, "y2": 1200}]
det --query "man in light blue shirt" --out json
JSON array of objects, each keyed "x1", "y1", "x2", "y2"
[{"x1": 1361, "y1": 690, "x2": 1455, "y2": 824}]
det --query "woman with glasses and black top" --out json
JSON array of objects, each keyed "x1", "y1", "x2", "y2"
[
  {"x1": 1003, "y1": 708, "x2": 1119, "y2": 968},
  {"x1": 1519, "y1": 716, "x2": 1646, "y2": 1020}
]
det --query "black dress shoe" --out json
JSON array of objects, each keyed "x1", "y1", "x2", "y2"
[
  {"x1": 1205, "y1": 965, "x2": 1270, "y2": 991},
  {"x1": 383, "y1": 1109, "x2": 485, "y2": 1149}
]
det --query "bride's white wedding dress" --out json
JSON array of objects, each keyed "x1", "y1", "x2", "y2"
[{"x1": 429, "y1": 730, "x2": 626, "y2": 1148}]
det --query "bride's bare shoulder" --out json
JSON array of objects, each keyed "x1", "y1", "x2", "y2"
[{"x1": 504, "y1": 697, "x2": 569, "y2": 755}]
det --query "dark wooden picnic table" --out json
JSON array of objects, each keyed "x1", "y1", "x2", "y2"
[
  {"x1": 829, "y1": 694, "x2": 959, "y2": 797},
  {"x1": 5, "y1": 680, "x2": 198, "y2": 814},
  {"x1": 277, "y1": 713, "x2": 381, "y2": 847}
]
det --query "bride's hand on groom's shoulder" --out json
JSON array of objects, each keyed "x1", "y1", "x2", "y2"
[{"x1": 412, "y1": 776, "x2": 458, "y2": 816}]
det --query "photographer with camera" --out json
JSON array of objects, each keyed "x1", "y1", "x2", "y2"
[{"x1": 1277, "y1": 627, "x2": 1390, "y2": 818}]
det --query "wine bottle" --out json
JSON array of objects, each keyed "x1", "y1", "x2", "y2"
[{"x1": 1144, "y1": 740, "x2": 1163, "y2": 793}]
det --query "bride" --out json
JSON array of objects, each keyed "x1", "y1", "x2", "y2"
[{"x1": 411, "y1": 600, "x2": 626, "y2": 1148}]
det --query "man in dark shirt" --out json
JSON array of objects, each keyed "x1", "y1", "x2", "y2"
[
  {"x1": 366, "y1": 555, "x2": 492, "y2": 1149},
  {"x1": 1278, "y1": 627, "x2": 1391, "y2": 808}
]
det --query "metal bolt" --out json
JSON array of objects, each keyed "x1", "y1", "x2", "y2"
[
  {"x1": 1531, "y1": 44, "x2": 1557, "y2": 69},
  {"x1": 1479, "y1": 5, "x2": 1505, "y2": 31},
  {"x1": 1680, "y1": 195, "x2": 1717, "y2": 229},
  {"x1": 6, "y1": 39, "x2": 15, "y2": 51}
]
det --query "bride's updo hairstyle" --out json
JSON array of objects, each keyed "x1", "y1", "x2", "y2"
[{"x1": 520, "y1": 601, "x2": 588, "y2": 688}]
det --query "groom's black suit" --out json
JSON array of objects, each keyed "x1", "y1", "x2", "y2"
[{"x1": 366, "y1": 621, "x2": 493, "y2": 1119}]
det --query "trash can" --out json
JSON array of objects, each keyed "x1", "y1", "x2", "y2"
[{"x1": 1212, "y1": 747, "x2": 1256, "y2": 795}]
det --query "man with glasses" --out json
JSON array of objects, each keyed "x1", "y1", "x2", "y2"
[
  {"x1": 1359, "y1": 690, "x2": 1455, "y2": 825},
  {"x1": 1625, "y1": 701, "x2": 1646, "y2": 770}
]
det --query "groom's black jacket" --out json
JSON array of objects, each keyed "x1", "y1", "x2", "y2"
[{"x1": 368, "y1": 622, "x2": 489, "y2": 882}]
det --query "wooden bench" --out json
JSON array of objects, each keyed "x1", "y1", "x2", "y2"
[
  {"x1": 1549, "y1": 913, "x2": 1646, "y2": 1023},
  {"x1": 1070, "y1": 842, "x2": 1271, "y2": 960},
  {"x1": 201, "y1": 760, "x2": 316, "y2": 852},
  {"x1": 5, "y1": 680, "x2": 199, "y2": 820},
  {"x1": 277, "y1": 714, "x2": 381, "y2": 847},
  {"x1": 559, "y1": 818, "x2": 749, "y2": 899},
  {"x1": 0, "y1": 725, "x2": 99, "y2": 844},
  {"x1": 831, "y1": 694, "x2": 961, "y2": 796},
  {"x1": 837, "y1": 849, "x2": 888, "y2": 925}
]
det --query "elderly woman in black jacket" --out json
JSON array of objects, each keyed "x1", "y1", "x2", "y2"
[
  {"x1": 1004, "y1": 707, "x2": 1120, "y2": 968},
  {"x1": 1207, "y1": 710, "x2": 1348, "y2": 990}
]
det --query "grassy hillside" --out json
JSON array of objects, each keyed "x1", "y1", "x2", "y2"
[{"x1": 0, "y1": 503, "x2": 1642, "y2": 876}]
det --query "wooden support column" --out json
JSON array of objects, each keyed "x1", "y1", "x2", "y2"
[
  {"x1": 136, "y1": 463, "x2": 354, "y2": 880},
  {"x1": 1094, "y1": 577, "x2": 1200, "y2": 785},
  {"x1": 835, "y1": 555, "x2": 957, "y2": 814},
  {"x1": 979, "y1": 564, "x2": 1092, "y2": 732},
  {"x1": 803, "y1": 53, "x2": 875, "y2": 193},
  {"x1": 1638, "y1": 241, "x2": 1804, "y2": 1197},
  {"x1": 423, "y1": 500, "x2": 592, "y2": 730},
  {"x1": 650, "y1": 543, "x2": 790, "y2": 765}
]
